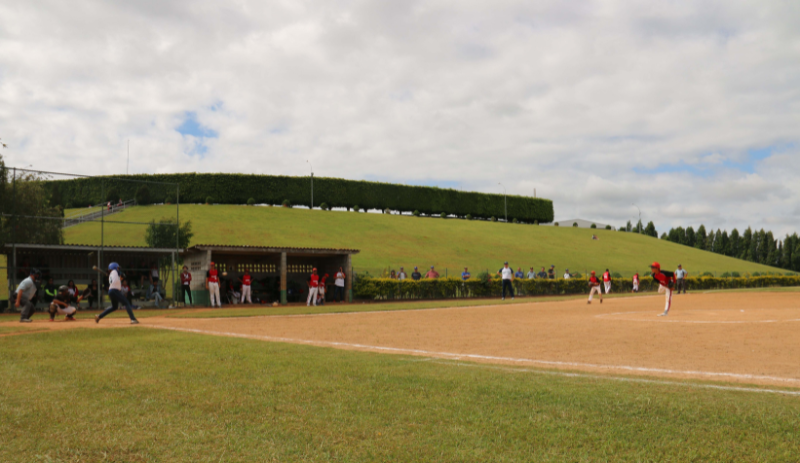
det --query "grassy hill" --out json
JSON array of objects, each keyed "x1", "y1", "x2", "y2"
[{"x1": 61, "y1": 205, "x2": 785, "y2": 278}]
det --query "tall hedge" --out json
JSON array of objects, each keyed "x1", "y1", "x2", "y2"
[{"x1": 45, "y1": 174, "x2": 554, "y2": 223}]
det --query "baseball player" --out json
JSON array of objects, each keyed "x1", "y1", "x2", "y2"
[
  {"x1": 307, "y1": 268, "x2": 319, "y2": 306},
  {"x1": 587, "y1": 271, "x2": 603, "y2": 304},
  {"x1": 239, "y1": 268, "x2": 253, "y2": 304},
  {"x1": 498, "y1": 262, "x2": 514, "y2": 300},
  {"x1": 95, "y1": 262, "x2": 139, "y2": 324},
  {"x1": 206, "y1": 262, "x2": 221, "y2": 307},
  {"x1": 650, "y1": 262, "x2": 676, "y2": 316},
  {"x1": 49, "y1": 285, "x2": 79, "y2": 321},
  {"x1": 602, "y1": 269, "x2": 612, "y2": 294},
  {"x1": 632, "y1": 273, "x2": 640, "y2": 293},
  {"x1": 16, "y1": 268, "x2": 41, "y2": 323}
]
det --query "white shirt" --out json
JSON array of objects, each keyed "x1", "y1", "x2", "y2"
[
  {"x1": 397, "y1": 272, "x2": 406, "y2": 281},
  {"x1": 335, "y1": 272, "x2": 345, "y2": 287},
  {"x1": 17, "y1": 277, "x2": 37, "y2": 300},
  {"x1": 563, "y1": 273, "x2": 571, "y2": 279},
  {"x1": 675, "y1": 269, "x2": 687, "y2": 279},
  {"x1": 527, "y1": 271, "x2": 536, "y2": 279},
  {"x1": 109, "y1": 269, "x2": 122, "y2": 291},
  {"x1": 501, "y1": 267, "x2": 513, "y2": 280}
]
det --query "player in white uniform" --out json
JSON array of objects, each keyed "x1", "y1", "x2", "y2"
[
  {"x1": 632, "y1": 273, "x2": 640, "y2": 293},
  {"x1": 95, "y1": 262, "x2": 139, "y2": 324}
]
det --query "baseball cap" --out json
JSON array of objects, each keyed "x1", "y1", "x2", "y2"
[
  {"x1": 312, "y1": 267, "x2": 317, "y2": 271},
  {"x1": 591, "y1": 270, "x2": 596, "y2": 274},
  {"x1": 650, "y1": 262, "x2": 661, "y2": 270},
  {"x1": 504, "y1": 261, "x2": 508, "y2": 265},
  {"x1": 210, "y1": 261, "x2": 215, "y2": 266}
]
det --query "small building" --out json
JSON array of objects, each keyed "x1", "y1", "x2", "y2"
[
  {"x1": 181, "y1": 245, "x2": 359, "y2": 305},
  {"x1": 547, "y1": 219, "x2": 616, "y2": 230}
]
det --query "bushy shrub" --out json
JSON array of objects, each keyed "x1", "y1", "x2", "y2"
[
  {"x1": 612, "y1": 272, "x2": 622, "y2": 278},
  {"x1": 206, "y1": 196, "x2": 214, "y2": 205},
  {"x1": 247, "y1": 197, "x2": 256, "y2": 206},
  {"x1": 554, "y1": 222, "x2": 559, "y2": 227},
  {"x1": 572, "y1": 272, "x2": 582, "y2": 278},
  {"x1": 573, "y1": 222, "x2": 578, "y2": 227},
  {"x1": 413, "y1": 210, "x2": 420, "y2": 217},
  {"x1": 534, "y1": 220, "x2": 539, "y2": 225},
  {"x1": 731, "y1": 271, "x2": 741, "y2": 277},
  {"x1": 700, "y1": 272, "x2": 714, "y2": 277},
  {"x1": 282, "y1": 199, "x2": 291, "y2": 208},
  {"x1": 751, "y1": 272, "x2": 761, "y2": 277},
  {"x1": 466, "y1": 213, "x2": 472, "y2": 220},
  {"x1": 353, "y1": 205, "x2": 360, "y2": 212},
  {"x1": 164, "y1": 193, "x2": 176, "y2": 204},
  {"x1": 440, "y1": 212, "x2": 447, "y2": 219},
  {"x1": 320, "y1": 202, "x2": 329, "y2": 210},
  {"x1": 721, "y1": 272, "x2": 731, "y2": 278},
  {"x1": 512, "y1": 218, "x2": 519, "y2": 224},
  {"x1": 605, "y1": 225, "x2": 612, "y2": 230},
  {"x1": 384, "y1": 208, "x2": 391, "y2": 214},
  {"x1": 590, "y1": 223, "x2": 597, "y2": 229},
  {"x1": 491, "y1": 216, "x2": 497, "y2": 222},
  {"x1": 135, "y1": 186, "x2": 151, "y2": 205}
]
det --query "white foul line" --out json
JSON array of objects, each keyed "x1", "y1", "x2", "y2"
[{"x1": 144, "y1": 324, "x2": 800, "y2": 387}]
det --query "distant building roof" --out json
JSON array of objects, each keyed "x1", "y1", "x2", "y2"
[
  {"x1": 4, "y1": 243, "x2": 180, "y2": 253},
  {"x1": 186, "y1": 244, "x2": 360, "y2": 255},
  {"x1": 547, "y1": 219, "x2": 616, "y2": 230}
]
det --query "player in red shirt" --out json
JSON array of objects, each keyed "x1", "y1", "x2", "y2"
[
  {"x1": 307, "y1": 268, "x2": 320, "y2": 307},
  {"x1": 602, "y1": 269, "x2": 612, "y2": 294},
  {"x1": 206, "y1": 261, "x2": 221, "y2": 308},
  {"x1": 587, "y1": 271, "x2": 603, "y2": 304},
  {"x1": 632, "y1": 272, "x2": 640, "y2": 293},
  {"x1": 650, "y1": 262, "x2": 676, "y2": 316},
  {"x1": 239, "y1": 268, "x2": 253, "y2": 304}
]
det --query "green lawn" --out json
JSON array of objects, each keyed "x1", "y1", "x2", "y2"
[
  {"x1": 2, "y1": 328, "x2": 799, "y2": 462},
  {"x1": 64, "y1": 204, "x2": 784, "y2": 277},
  {"x1": 0, "y1": 325, "x2": 43, "y2": 335}
]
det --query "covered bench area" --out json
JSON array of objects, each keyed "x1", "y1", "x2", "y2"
[
  {"x1": 181, "y1": 245, "x2": 359, "y2": 305},
  {"x1": 4, "y1": 243, "x2": 181, "y2": 308}
]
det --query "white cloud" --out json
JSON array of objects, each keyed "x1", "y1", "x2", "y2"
[{"x1": 1, "y1": 0, "x2": 799, "y2": 235}]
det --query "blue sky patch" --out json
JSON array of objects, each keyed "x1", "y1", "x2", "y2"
[
  {"x1": 635, "y1": 144, "x2": 794, "y2": 177},
  {"x1": 176, "y1": 111, "x2": 218, "y2": 138}
]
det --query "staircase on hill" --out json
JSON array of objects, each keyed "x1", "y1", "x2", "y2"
[{"x1": 62, "y1": 199, "x2": 136, "y2": 228}]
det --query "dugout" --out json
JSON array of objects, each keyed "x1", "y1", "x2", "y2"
[
  {"x1": 181, "y1": 244, "x2": 359, "y2": 305},
  {"x1": 3, "y1": 243, "x2": 181, "y2": 308}
]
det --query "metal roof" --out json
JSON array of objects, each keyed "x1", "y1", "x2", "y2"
[
  {"x1": 187, "y1": 244, "x2": 360, "y2": 254},
  {"x1": 4, "y1": 243, "x2": 181, "y2": 253}
]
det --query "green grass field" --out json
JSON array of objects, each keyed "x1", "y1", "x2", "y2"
[
  {"x1": 2, "y1": 328, "x2": 799, "y2": 462},
  {"x1": 64, "y1": 204, "x2": 784, "y2": 277}
]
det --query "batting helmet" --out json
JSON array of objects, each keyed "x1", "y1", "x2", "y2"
[{"x1": 108, "y1": 262, "x2": 120, "y2": 272}]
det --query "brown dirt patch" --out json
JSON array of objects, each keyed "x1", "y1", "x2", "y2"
[{"x1": 4, "y1": 292, "x2": 800, "y2": 387}]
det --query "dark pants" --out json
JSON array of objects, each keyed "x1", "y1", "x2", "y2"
[
  {"x1": 86, "y1": 296, "x2": 97, "y2": 309},
  {"x1": 334, "y1": 285, "x2": 345, "y2": 302},
  {"x1": 676, "y1": 279, "x2": 687, "y2": 294},
  {"x1": 181, "y1": 285, "x2": 193, "y2": 305},
  {"x1": 98, "y1": 289, "x2": 137, "y2": 321},
  {"x1": 19, "y1": 296, "x2": 35, "y2": 321},
  {"x1": 502, "y1": 279, "x2": 514, "y2": 298}
]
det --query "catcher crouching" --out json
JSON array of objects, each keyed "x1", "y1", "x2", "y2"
[{"x1": 49, "y1": 285, "x2": 80, "y2": 322}]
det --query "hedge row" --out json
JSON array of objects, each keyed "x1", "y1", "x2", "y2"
[
  {"x1": 353, "y1": 275, "x2": 800, "y2": 300},
  {"x1": 44, "y1": 174, "x2": 554, "y2": 223}
]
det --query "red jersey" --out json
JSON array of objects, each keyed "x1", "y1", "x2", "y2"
[
  {"x1": 242, "y1": 274, "x2": 251, "y2": 286},
  {"x1": 652, "y1": 270, "x2": 675, "y2": 288},
  {"x1": 633, "y1": 275, "x2": 639, "y2": 284},
  {"x1": 310, "y1": 274, "x2": 319, "y2": 287},
  {"x1": 603, "y1": 271, "x2": 611, "y2": 282},
  {"x1": 589, "y1": 276, "x2": 601, "y2": 286},
  {"x1": 207, "y1": 269, "x2": 219, "y2": 283},
  {"x1": 181, "y1": 272, "x2": 192, "y2": 285}
]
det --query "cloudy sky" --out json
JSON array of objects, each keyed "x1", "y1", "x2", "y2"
[{"x1": 1, "y1": 0, "x2": 799, "y2": 235}]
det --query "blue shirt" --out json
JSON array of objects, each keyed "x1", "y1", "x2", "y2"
[
  {"x1": 515, "y1": 271, "x2": 524, "y2": 278},
  {"x1": 461, "y1": 272, "x2": 471, "y2": 280}
]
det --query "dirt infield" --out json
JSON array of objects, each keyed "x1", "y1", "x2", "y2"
[{"x1": 4, "y1": 291, "x2": 800, "y2": 387}]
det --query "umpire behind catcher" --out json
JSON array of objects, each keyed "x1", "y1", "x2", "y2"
[{"x1": 15, "y1": 268, "x2": 41, "y2": 323}]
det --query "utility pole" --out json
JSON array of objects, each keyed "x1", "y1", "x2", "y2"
[
  {"x1": 498, "y1": 182, "x2": 507, "y2": 222},
  {"x1": 126, "y1": 140, "x2": 129, "y2": 175},
  {"x1": 307, "y1": 160, "x2": 313, "y2": 209},
  {"x1": 632, "y1": 203, "x2": 641, "y2": 234}
]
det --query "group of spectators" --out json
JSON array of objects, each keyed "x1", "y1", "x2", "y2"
[{"x1": 383, "y1": 264, "x2": 566, "y2": 281}]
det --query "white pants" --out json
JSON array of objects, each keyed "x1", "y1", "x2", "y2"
[
  {"x1": 307, "y1": 287, "x2": 318, "y2": 306},
  {"x1": 632, "y1": 283, "x2": 639, "y2": 292},
  {"x1": 589, "y1": 286, "x2": 602, "y2": 301},
  {"x1": 604, "y1": 281, "x2": 611, "y2": 293},
  {"x1": 208, "y1": 282, "x2": 221, "y2": 307},
  {"x1": 240, "y1": 285, "x2": 252, "y2": 303},
  {"x1": 658, "y1": 284, "x2": 673, "y2": 313},
  {"x1": 51, "y1": 303, "x2": 76, "y2": 316}
]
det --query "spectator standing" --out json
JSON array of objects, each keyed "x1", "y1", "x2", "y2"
[
  {"x1": 206, "y1": 262, "x2": 221, "y2": 308},
  {"x1": 515, "y1": 267, "x2": 524, "y2": 279},
  {"x1": 240, "y1": 268, "x2": 253, "y2": 304},
  {"x1": 398, "y1": 267, "x2": 407, "y2": 280},
  {"x1": 632, "y1": 273, "x2": 640, "y2": 293},
  {"x1": 548, "y1": 265, "x2": 555, "y2": 279},
  {"x1": 537, "y1": 267, "x2": 548, "y2": 279},
  {"x1": 334, "y1": 267, "x2": 346, "y2": 302},
  {"x1": 82, "y1": 279, "x2": 99, "y2": 309},
  {"x1": 675, "y1": 265, "x2": 688, "y2": 294},
  {"x1": 587, "y1": 271, "x2": 603, "y2": 304},
  {"x1": 527, "y1": 267, "x2": 536, "y2": 279},
  {"x1": 411, "y1": 267, "x2": 422, "y2": 281},
  {"x1": 43, "y1": 277, "x2": 58, "y2": 303},
  {"x1": 498, "y1": 262, "x2": 514, "y2": 300},
  {"x1": 461, "y1": 267, "x2": 471, "y2": 281},
  {"x1": 307, "y1": 268, "x2": 320, "y2": 306},
  {"x1": 603, "y1": 269, "x2": 612, "y2": 294},
  {"x1": 563, "y1": 269, "x2": 571, "y2": 280},
  {"x1": 180, "y1": 265, "x2": 193, "y2": 305},
  {"x1": 390, "y1": 269, "x2": 396, "y2": 279},
  {"x1": 425, "y1": 266, "x2": 439, "y2": 279}
]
